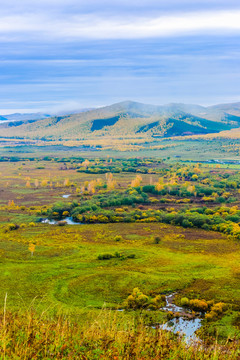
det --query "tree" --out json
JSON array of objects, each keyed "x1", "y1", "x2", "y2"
[
  {"x1": 131, "y1": 175, "x2": 142, "y2": 187},
  {"x1": 28, "y1": 243, "x2": 35, "y2": 257}
]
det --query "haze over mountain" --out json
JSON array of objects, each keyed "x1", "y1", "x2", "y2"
[
  {"x1": 0, "y1": 113, "x2": 52, "y2": 128},
  {"x1": 0, "y1": 100, "x2": 240, "y2": 140}
]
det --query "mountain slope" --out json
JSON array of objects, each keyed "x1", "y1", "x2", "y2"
[
  {"x1": 0, "y1": 100, "x2": 240, "y2": 141},
  {"x1": 208, "y1": 102, "x2": 240, "y2": 116}
]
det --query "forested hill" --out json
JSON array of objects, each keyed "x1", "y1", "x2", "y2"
[{"x1": 1, "y1": 100, "x2": 240, "y2": 140}]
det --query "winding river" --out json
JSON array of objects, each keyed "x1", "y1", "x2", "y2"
[{"x1": 157, "y1": 293, "x2": 202, "y2": 344}]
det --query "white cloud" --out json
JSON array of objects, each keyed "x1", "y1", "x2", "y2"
[{"x1": 1, "y1": 10, "x2": 240, "y2": 41}]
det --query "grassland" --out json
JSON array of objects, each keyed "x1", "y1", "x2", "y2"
[
  {"x1": 2, "y1": 221, "x2": 240, "y2": 308},
  {"x1": 0, "y1": 155, "x2": 240, "y2": 358},
  {"x1": 1, "y1": 136, "x2": 240, "y2": 164}
]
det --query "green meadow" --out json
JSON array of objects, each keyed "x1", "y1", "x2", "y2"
[
  {"x1": 1, "y1": 222, "x2": 240, "y2": 334},
  {"x1": 0, "y1": 155, "x2": 240, "y2": 358}
]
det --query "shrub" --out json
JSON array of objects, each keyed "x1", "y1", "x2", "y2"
[
  {"x1": 204, "y1": 301, "x2": 228, "y2": 322},
  {"x1": 6, "y1": 223, "x2": 19, "y2": 231},
  {"x1": 124, "y1": 288, "x2": 149, "y2": 309},
  {"x1": 205, "y1": 311, "x2": 218, "y2": 321},
  {"x1": 211, "y1": 302, "x2": 226, "y2": 314},
  {"x1": 217, "y1": 197, "x2": 226, "y2": 203},
  {"x1": 114, "y1": 235, "x2": 123, "y2": 242},
  {"x1": 189, "y1": 299, "x2": 208, "y2": 312},
  {"x1": 202, "y1": 223, "x2": 210, "y2": 231},
  {"x1": 149, "y1": 295, "x2": 165, "y2": 309},
  {"x1": 182, "y1": 219, "x2": 193, "y2": 228},
  {"x1": 115, "y1": 208, "x2": 124, "y2": 212},
  {"x1": 124, "y1": 288, "x2": 165, "y2": 310},
  {"x1": 180, "y1": 297, "x2": 189, "y2": 307},
  {"x1": 154, "y1": 236, "x2": 161, "y2": 244},
  {"x1": 167, "y1": 311, "x2": 174, "y2": 320},
  {"x1": 62, "y1": 211, "x2": 69, "y2": 217},
  {"x1": 149, "y1": 198, "x2": 159, "y2": 203},
  {"x1": 207, "y1": 300, "x2": 214, "y2": 307},
  {"x1": 97, "y1": 215, "x2": 109, "y2": 223},
  {"x1": 76, "y1": 214, "x2": 83, "y2": 222},
  {"x1": 127, "y1": 254, "x2": 136, "y2": 259},
  {"x1": 52, "y1": 212, "x2": 59, "y2": 218},
  {"x1": 97, "y1": 254, "x2": 114, "y2": 260},
  {"x1": 114, "y1": 252, "x2": 122, "y2": 258},
  {"x1": 175, "y1": 234, "x2": 185, "y2": 239}
]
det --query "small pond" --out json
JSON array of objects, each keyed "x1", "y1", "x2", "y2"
[
  {"x1": 62, "y1": 194, "x2": 71, "y2": 198},
  {"x1": 158, "y1": 317, "x2": 202, "y2": 344},
  {"x1": 41, "y1": 217, "x2": 80, "y2": 225}
]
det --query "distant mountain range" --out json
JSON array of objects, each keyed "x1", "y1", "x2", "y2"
[
  {"x1": 1, "y1": 100, "x2": 240, "y2": 140},
  {"x1": 0, "y1": 113, "x2": 52, "y2": 127}
]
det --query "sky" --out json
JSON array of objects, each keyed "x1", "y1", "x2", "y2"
[{"x1": 1, "y1": 0, "x2": 240, "y2": 114}]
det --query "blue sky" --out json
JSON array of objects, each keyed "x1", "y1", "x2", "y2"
[{"x1": 1, "y1": 0, "x2": 240, "y2": 114}]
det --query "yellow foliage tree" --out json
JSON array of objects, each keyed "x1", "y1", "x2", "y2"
[
  {"x1": 106, "y1": 173, "x2": 113, "y2": 181},
  {"x1": 107, "y1": 180, "x2": 116, "y2": 191},
  {"x1": 82, "y1": 159, "x2": 90, "y2": 168},
  {"x1": 131, "y1": 175, "x2": 142, "y2": 187},
  {"x1": 8, "y1": 200, "x2": 15, "y2": 207},
  {"x1": 88, "y1": 181, "x2": 96, "y2": 194},
  {"x1": 63, "y1": 178, "x2": 70, "y2": 187},
  {"x1": 28, "y1": 243, "x2": 35, "y2": 257},
  {"x1": 187, "y1": 185, "x2": 195, "y2": 194},
  {"x1": 41, "y1": 179, "x2": 48, "y2": 187},
  {"x1": 155, "y1": 183, "x2": 164, "y2": 192}
]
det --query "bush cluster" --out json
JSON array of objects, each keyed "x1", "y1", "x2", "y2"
[
  {"x1": 180, "y1": 296, "x2": 229, "y2": 320},
  {"x1": 97, "y1": 252, "x2": 136, "y2": 260},
  {"x1": 123, "y1": 288, "x2": 166, "y2": 310}
]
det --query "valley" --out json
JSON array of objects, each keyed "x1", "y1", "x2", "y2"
[
  {"x1": 1, "y1": 104, "x2": 240, "y2": 358},
  {"x1": 0, "y1": 156, "x2": 240, "y2": 358}
]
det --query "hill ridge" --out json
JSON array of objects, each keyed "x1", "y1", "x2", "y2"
[{"x1": 0, "y1": 100, "x2": 240, "y2": 141}]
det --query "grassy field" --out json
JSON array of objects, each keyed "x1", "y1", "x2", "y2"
[
  {"x1": 1, "y1": 155, "x2": 240, "y2": 357},
  {"x1": 2, "y1": 221, "x2": 240, "y2": 309},
  {"x1": 1, "y1": 220, "x2": 240, "y2": 347},
  {"x1": 1, "y1": 309, "x2": 239, "y2": 359},
  {"x1": 1, "y1": 137, "x2": 240, "y2": 161}
]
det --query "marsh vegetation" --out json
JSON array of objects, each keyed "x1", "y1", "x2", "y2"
[{"x1": 0, "y1": 156, "x2": 240, "y2": 358}]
